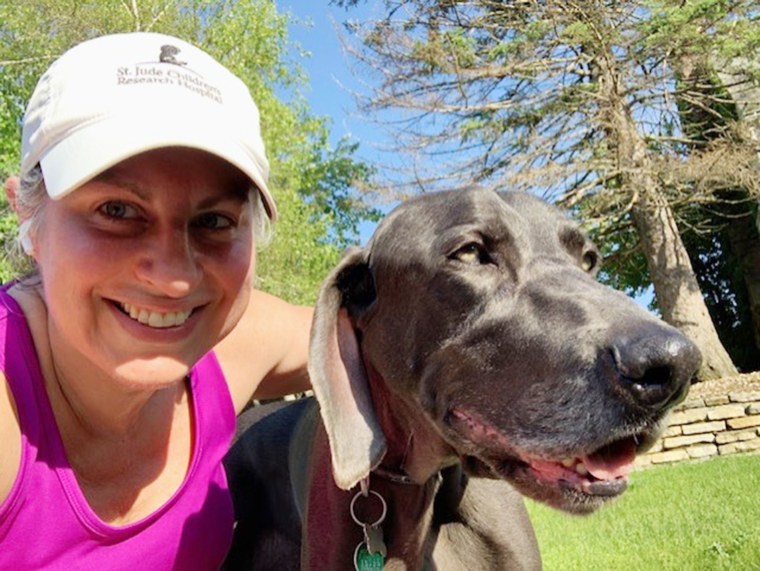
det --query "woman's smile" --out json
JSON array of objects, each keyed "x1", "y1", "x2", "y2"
[{"x1": 117, "y1": 301, "x2": 195, "y2": 329}]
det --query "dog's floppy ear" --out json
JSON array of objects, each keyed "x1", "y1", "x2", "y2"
[{"x1": 308, "y1": 246, "x2": 386, "y2": 490}]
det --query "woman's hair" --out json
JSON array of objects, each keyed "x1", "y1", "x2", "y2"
[
  {"x1": 7, "y1": 162, "x2": 272, "y2": 280},
  {"x1": 5, "y1": 166, "x2": 46, "y2": 279},
  {"x1": 250, "y1": 186, "x2": 272, "y2": 248}
]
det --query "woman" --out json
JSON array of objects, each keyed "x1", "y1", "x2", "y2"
[{"x1": 0, "y1": 32, "x2": 313, "y2": 569}]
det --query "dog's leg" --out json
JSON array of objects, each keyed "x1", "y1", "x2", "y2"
[
  {"x1": 223, "y1": 401, "x2": 309, "y2": 570},
  {"x1": 431, "y1": 470, "x2": 541, "y2": 570}
]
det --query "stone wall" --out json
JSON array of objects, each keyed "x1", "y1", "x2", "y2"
[{"x1": 637, "y1": 376, "x2": 760, "y2": 468}]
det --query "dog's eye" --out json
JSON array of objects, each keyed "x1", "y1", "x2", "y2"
[
  {"x1": 581, "y1": 250, "x2": 598, "y2": 272},
  {"x1": 451, "y1": 243, "x2": 492, "y2": 265}
]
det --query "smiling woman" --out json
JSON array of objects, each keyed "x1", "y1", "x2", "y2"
[{"x1": 0, "y1": 32, "x2": 313, "y2": 569}]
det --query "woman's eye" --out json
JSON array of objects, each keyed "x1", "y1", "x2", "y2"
[
  {"x1": 99, "y1": 201, "x2": 139, "y2": 219},
  {"x1": 195, "y1": 212, "x2": 234, "y2": 230}
]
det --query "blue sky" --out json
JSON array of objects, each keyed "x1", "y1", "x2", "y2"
[
  {"x1": 278, "y1": 1, "x2": 397, "y2": 242},
  {"x1": 278, "y1": 1, "x2": 379, "y2": 156}
]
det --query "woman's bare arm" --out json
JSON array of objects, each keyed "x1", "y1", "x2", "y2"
[{"x1": 215, "y1": 289, "x2": 314, "y2": 414}]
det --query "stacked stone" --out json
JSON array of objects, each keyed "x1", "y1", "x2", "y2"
[{"x1": 637, "y1": 389, "x2": 760, "y2": 468}]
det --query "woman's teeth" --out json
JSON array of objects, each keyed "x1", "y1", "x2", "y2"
[{"x1": 120, "y1": 302, "x2": 192, "y2": 328}]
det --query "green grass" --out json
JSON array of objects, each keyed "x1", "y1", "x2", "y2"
[{"x1": 525, "y1": 454, "x2": 760, "y2": 570}]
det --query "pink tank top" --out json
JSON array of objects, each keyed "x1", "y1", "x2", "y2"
[{"x1": 0, "y1": 286, "x2": 236, "y2": 569}]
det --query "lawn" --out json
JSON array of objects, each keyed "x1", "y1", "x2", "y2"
[{"x1": 525, "y1": 453, "x2": 760, "y2": 570}]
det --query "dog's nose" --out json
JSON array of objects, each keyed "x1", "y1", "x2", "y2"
[{"x1": 611, "y1": 329, "x2": 702, "y2": 411}]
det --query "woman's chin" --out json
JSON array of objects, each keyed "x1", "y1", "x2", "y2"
[{"x1": 113, "y1": 357, "x2": 195, "y2": 389}]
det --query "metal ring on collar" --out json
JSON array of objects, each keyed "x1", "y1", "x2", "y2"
[{"x1": 349, "y1": 490, "x2": 387, "y2": 528}]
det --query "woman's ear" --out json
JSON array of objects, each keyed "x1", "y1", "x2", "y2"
[{"x1": 5, "y1": 176, "x2": 19, "y2": 213}]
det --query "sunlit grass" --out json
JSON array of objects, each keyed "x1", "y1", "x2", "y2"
[{"x1": 525, "y1": 454, "x2": 760, "y2": 570}]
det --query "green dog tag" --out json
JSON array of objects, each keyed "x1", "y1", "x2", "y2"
[{"x1": 354, "y1": 543, "x2": 385, "y2": 570}]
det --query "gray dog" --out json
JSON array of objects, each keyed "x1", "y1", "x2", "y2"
[{"x1": 223, "y1": 188, "x2": 701, "y2": 570}]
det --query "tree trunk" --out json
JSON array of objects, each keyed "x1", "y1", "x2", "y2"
[
  {"x1": 717, "y1": 63, "x2": 760, "y2": 356},
  {"x1": 631, "y1": 190, "x2": 738, "y2": 380},
  {"x1": 595, "y1": 50, "x2": 737, "y2": 381}
]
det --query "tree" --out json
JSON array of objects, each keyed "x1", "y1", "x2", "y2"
[
  {"x1": 0, "y1": 0, "x2": 377, "y2": 303},
  {"x1": 674, "y1": 55, "x2": 760, "y2": 371},
  {"x1": 338, "y1": 0, "x2": 760, "y2": 380},
  {"x1": 719, "y1": 62, "x2": 760, "y2": 366}
]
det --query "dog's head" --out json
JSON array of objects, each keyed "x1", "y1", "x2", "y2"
[{"x1": 309, "y1": 187, "x2": 701, "y2": 514}]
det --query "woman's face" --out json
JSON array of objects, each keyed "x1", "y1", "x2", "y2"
[{"x1": 32, "y1": 147, "x2": 256, "y2": 388}]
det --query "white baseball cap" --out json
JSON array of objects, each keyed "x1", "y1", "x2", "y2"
[{"x1": 21, "y1": 32, "x2": 277, "y2": 220}]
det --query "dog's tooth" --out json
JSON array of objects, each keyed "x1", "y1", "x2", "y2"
[
  {"x1": 561, "y1": 458, "x2": 575, "y2": 468},
  {"x1": 576, "y1": 462, "x2": 589, "y2": 476}
]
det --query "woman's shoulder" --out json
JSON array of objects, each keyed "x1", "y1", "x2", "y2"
[
  {"x1": 214, "y1": 289, "x2": 314, "y2": 413},
  {"x1": 0, "y1": 369, "x2": 22, "y2": 507},
  {"x1": 1, "y1": 282, "x2": 45, "y2": 324}
]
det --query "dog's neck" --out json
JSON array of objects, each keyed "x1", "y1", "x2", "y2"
[
  {"x1": 363, "y1": 358, "x2": 459, "y2": 485},
  {"x1": 302, "y1": 357, "x2": 464, "y2": 569},
  {"x1": 304, "y1": 412, "x2": 447, "y2": 569}
]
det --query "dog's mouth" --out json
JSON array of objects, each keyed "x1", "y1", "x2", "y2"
[
  {"x1": 446, "y1": 407, "x2": 656, "y2": 514},
  {"x1": 518, "y1": 436, "x2": 635, "y2": 498}
]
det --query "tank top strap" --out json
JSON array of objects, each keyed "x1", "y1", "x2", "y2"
[
  {"x1": 188, "y1": 350, "x2": 236, "y2": 458},
  {"x1": 0, "y1": 285, "x2": 46, "y2": 445},
  {"x1": 0, "y1": 284, "x2": 51, "y2": 541}
]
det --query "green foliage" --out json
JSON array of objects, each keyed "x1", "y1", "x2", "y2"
[
  {"x1": 641, "y1": 0, "x2": 760, "y2": 61},
  {"x1": 0, "y1": 195, "x2": 18, "y2": 283},
  {"x1": 686, "y1": 231, "x2": 759, "y2": 370},
  {"x1": 297, "y1": 136, "x2": 380, "y2": 249},
  {"x1": 677, "y1": 191, "x2": 760, "y2": 371},
  {"x1": 255, "y1": 182, "x2": 341, "y2": 305},
  {"x1": 526, "y1": 454, "x2": 760, "y2": 570},
  {"x1": 0, "y1": 0, "x2": 375, "y2": 302},
  {"x1": 558, "y1": 21, "x2": 594, "y2": 45}
]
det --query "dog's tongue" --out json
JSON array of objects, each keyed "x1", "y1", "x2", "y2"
[{"x1": 582, "y1": 439, "x2": 636, "y2": 480}]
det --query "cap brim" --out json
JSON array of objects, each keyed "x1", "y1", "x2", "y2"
[{"x1": 39, "y1": 110, "x2": 277, "y2": 220}]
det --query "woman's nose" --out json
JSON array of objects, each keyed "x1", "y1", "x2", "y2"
[{"x1": 134, "y1": 228, "x2": 202, "y2": 296}]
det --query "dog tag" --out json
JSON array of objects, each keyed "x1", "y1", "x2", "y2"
[
  {"x1": 363, "y1": 523, "x2": 387, "y2": 557},
  {"x1": 354, "y1": 542, "x2": 385, "y2": 570}
]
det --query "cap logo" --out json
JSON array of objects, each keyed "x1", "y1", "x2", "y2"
[
  {"x1": 159, "y1": 45, "x2": 186, "y2": 66},
  {"x1": 115, "y1": 44, "x2": 223, "y2": 103}
]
